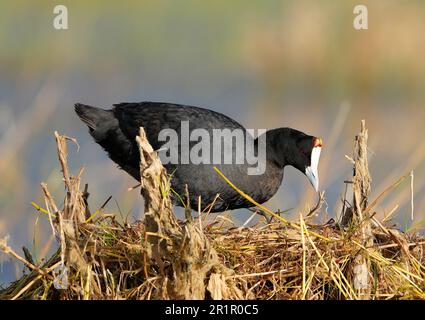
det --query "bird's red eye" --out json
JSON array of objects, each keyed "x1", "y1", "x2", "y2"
[{"x1": 313, "y1": 137, "x2": 323, "y2": 148}]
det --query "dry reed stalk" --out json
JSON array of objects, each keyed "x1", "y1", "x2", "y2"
[
  {"x1": 52, "y1": 132, "x2": 89, "y2": 286},
  {"x1": 136, "y1": 127, "x2": 242, "y2": 299},
  {"x1": 340, "y1": 120, "x2": 373, "y2": 298}
]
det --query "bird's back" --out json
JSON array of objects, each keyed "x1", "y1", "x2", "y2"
[
  {"x1": 76, "y1": 102, "x2": 283, "y2": 211},
  {"x1": 113, "y1": 102, "x2": 246, "y2": 142}
]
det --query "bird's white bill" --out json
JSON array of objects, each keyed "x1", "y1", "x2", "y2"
[{"x1": 305, "y1": 146, "x2": 321, "y2": 192}]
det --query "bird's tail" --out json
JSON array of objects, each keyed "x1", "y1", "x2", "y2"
[{"x1": 74, "y1": 103, "x2": 112, "y2": 130}]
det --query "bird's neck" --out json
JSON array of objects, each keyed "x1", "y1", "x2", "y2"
[{"x1": 254, "y1": 129, "x2": 290, "y2": 171}]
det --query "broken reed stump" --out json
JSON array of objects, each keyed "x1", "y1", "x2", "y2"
[
  {"x1": 48, "y1": 132, "x2": 90, "y2": 288},
  {"x1": 136, "y1": 128, "x2": 243, "y2": 300},
  {"x1": 340, "y1": 120, "x2": 374, "y2": 298}
]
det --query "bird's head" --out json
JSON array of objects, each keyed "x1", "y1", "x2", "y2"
[
  {"x1": 295, "y1": 136, "x2": 322, "y2": 192},
  {"x1": 265, "y1": 128, "x2": 322, "y2": 192}
]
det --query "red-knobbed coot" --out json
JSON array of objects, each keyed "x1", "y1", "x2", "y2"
[{"x1": 75, "y1": 102, "x2": 322, "y2": 212}]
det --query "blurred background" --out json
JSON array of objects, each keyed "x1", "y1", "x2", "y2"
[{"x1": 1, "y1": 0, "x2": 425, "y2": 286}]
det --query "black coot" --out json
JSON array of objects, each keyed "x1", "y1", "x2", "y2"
[{"x1": 75, "y1": 102, "x2": 322, "y2": 212}]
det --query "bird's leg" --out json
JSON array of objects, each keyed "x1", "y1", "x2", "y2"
[
  {"x1": 184, "y1": 184, "x2": 193, "y2": 222},
  {"x1": 82, "y1": 183, "x2": 91, "y2": 220},
  {"x1": 248, "y1": 208, "x2": 273, "y2": 224},
  {"x1": 22, "y1": 246, "x2": 35, "y2": 270}
]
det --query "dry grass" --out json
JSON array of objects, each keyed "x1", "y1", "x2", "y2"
[{"x1": 1, "y1": 122, "x2": 424, "y2": 300}]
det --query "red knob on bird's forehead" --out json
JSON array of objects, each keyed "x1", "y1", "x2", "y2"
[{"x1": 313, "y1": 137, "x2": 323, "y2": 148}]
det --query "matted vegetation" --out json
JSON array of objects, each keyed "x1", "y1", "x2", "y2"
[{"x1": 1, "y1": 122, "x2": 424, "y2": 300}]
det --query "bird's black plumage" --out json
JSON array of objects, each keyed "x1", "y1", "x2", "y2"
[{"x1": 75, "y1": 102, "x2": 321, "y2": 212}]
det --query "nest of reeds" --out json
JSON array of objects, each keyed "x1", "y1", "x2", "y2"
[{"x1": 1, "y1": 121, "x2": 424, "y2": 300}]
